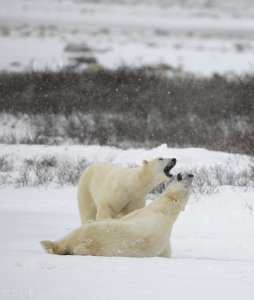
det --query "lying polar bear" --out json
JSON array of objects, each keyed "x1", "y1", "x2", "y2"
[
  {"x1": 41, "y1": 173, "x2": 193, "y2": 258},
  {"x1": 77, "y1": 157, "x2": 176, "y2": 224}
]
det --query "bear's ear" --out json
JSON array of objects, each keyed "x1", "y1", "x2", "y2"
[
  {"x1": 173, "y1": 198, "x2": 179, "y2": 205},
  {"x1": 143, "y1": 160, "x2": 149, "y2": 166}
]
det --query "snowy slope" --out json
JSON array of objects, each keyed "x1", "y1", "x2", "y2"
[
  {"x1": 0, "y1": 144, "x2": 254, "y2": 299},
  {"x1": 0, "y1": 0, "x2": 254, "y2": 75},
  {"x1": 0, "y1": 143, "x2": 251, "y2": 169}
]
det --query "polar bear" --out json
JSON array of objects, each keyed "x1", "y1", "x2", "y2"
[
  {"x1": 77, "y1": 157, "x2": 176, "y2": 224},
  {"x1": 41, "y1": 172, "x2": 193, "y2": 258}
]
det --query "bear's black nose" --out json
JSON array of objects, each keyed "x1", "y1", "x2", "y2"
[
  {"x1": 188, "y1": 174, "x2": 194, "y2": 178},
  {"x1": 172, "y1": 158, "x2": 177, "y2": 164}
]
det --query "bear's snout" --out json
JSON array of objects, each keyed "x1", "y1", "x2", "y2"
[{"x1": 163, "y1": 158, "x2": 177, "y2": 178}]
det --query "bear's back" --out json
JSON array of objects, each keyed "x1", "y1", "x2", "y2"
[{"x1": 87, "y1": 162, "x2": 127, "y2": 199}]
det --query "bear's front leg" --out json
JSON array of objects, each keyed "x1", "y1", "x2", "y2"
[
  {"x1": 96, "y1": 201, "x2": 116, "y2": 220},
  {"x1": 159, "y1": 243, "x2": 171, "y2": 258}
]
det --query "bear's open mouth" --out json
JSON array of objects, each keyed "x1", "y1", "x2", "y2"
[{"x1": 164, "y1": 160, "x2": 176, "y2": 178}]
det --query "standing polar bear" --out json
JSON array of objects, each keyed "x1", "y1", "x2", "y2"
[
  {"x1": 77, "y1": 157, "x2": 176, "y2": 224},
  {"x1": 41, "y1": 173, "x2": 193, "y2": 258}
]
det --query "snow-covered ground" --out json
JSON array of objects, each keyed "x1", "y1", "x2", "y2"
[
  {"x1": 0, "y1": 143, "x2": 252, "y2": 178},
  {"x1": 1, "y1": 144, "x2": 254, "y2": 299},
  {"x1": 1, "y1": 0, "x2": 254, "y2": 76}
]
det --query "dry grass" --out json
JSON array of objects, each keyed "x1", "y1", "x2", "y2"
[
  {"x1": 0, "y1": 155, "x2": 253, "y2": 195},
  {"x1": 0, "y1": 68, "x2": 253, "y2": 155}
]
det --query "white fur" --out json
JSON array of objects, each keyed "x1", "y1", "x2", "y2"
[
  {"x1": 41, "y1": 173, "x2": 193, "y2": 258},
  {"x1": 77, "y1": 157, "x2": 176, "y2": 224}
]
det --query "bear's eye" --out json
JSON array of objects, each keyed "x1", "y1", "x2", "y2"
[
  {"x1": 177, "y1": 173, "x2": 182, "y2": 181},
  {"x1": 159, "y1": 158, "x2": 163, "y2": 161}
]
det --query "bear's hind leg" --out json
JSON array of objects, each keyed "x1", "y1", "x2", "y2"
[
  {"x1": 78, "y1": 185, "x2": 97, "y2": 225},
  {"x1": 40, "y1": 240, "x2": 68, "y2": 255},
  {"x1": 73, "y1": 239, "x2": 99, "y2": 256}
]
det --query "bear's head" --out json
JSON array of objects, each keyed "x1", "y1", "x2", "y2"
[
  {"x1": 165, "y1": 172, "x2": 194, "y2": 211},
  {"x1": 142, "y1": 157, "x2": 177, "y2": 183}
]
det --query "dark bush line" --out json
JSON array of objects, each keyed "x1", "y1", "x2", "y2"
[
  {"x1": 1, "y1": 68, "x2": 254, "y2": 117},
  {"x1": 0, "y1": 68, "x2": 253, "y2": 155}
]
